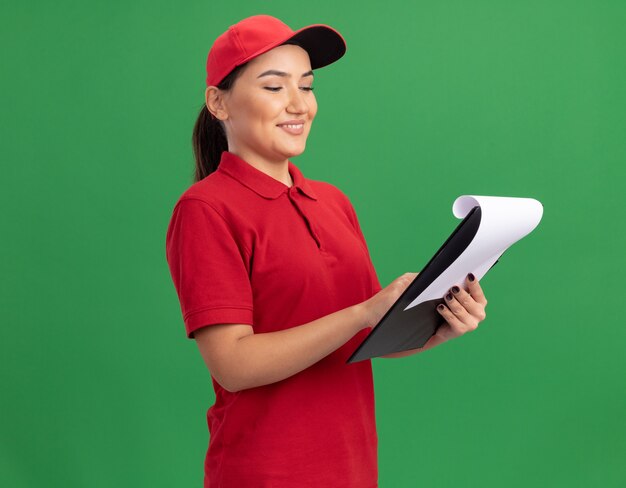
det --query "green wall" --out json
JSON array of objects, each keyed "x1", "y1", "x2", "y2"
[{"x1": 2, "y1": 1, "x2": 624, "y2": 486}]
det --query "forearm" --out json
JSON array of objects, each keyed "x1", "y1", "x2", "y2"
[
  {"x1": 380, "y1": 331, "x2": 447, "y2": 358},
  {"x1": 228, "y1": 304, "x2": 368, "y2": 392}
]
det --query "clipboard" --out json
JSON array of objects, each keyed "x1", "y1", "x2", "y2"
[{"x1": 346, "y1": 195, "x2": 543, "y2": 363}]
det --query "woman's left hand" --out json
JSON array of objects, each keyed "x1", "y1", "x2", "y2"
[{"x1": 435, "y1": 273, "x2": 488, "y2": 343}]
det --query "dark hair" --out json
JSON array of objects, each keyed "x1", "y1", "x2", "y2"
[
  {"x1": 191, "y1": 39, "x2": 305, "y2": 183},
  {"x1": 191, "y1": 62, "x2": 248, "y2": 182}
]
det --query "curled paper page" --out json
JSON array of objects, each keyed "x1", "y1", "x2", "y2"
[
  {"x1": 404, "y1": 195, "x2": 544, "y2": 311},
  {"x1": 347, "y1": 194, "x2": 543, "y2": 363}
]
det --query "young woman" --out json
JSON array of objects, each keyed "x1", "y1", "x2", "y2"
[{"x1": 165, "y1": 14, "x2": 488, "y2": 488}]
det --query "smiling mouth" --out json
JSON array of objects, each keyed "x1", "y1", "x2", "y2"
[
  {"x1": 277, "y1": 123, "x2": 304, "y2": 129},
  {"x1": 277, "y1": 124, "x2": 305, "y2": 135}
]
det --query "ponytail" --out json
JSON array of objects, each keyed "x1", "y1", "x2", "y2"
[{"x1": 191, "y1": 62, "x2": 249, "y2": 183}]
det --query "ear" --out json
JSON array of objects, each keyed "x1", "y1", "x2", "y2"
[{"x1": 205, "y1": 86, "x2": 229, "y2": 121}]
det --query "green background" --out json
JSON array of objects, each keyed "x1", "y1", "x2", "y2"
[{"x1": 2, "y1": 1, "x2": 624, "y2": 486}]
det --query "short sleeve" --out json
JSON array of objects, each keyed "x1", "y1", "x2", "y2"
[
  {"x1": 340, "y1": 194, "x2": 383, "y2": 295},
  {"x1": 165, "y1": 198, "x2": 254, "y2": 339}
]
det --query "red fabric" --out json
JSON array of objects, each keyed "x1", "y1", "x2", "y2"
[
  {"x1": 205, "y1": 15, "x2": 346, "y2": 87},
  {"x1": 165, "y1": 150, "x2": 382, "y2": 487}
]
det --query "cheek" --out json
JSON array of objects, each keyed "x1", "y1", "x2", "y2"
[
  {"x1": 257, "y1": 98, "x2": 286, "y2": 126},
  {"x1": 239, "y1": 93, "x2": 277, "y2": 117},
  {"x1": 235, "y1": 97, "x2": 277, "y2": 134}
]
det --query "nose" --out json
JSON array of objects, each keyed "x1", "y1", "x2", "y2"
[{"x1": 287, "y1": 85, "x2": 309, "y2": 114}]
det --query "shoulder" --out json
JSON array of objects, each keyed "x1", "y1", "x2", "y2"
[
  {"x1": 307, "y1": 179, "x2": 354, "y2": 212},
  {"x1": 174, "y1": 171, "x2": 233, "y2": 209},
  {"x1": 168, "y1": 170, "x2": 251, "y2": 227},
  {"x1": 306, "y1": 179, "x2": 360, "y2": 230},
  {"x1": 166, "y1": 172, "x2": 243, "y2": 242},
  {"x1": 165, "y1": 177, "x2": 252, "y2": 260}
]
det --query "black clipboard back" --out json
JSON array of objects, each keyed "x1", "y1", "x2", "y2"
[{"x1": 347, "y1": 206, "x2": 485, "y2": 363}]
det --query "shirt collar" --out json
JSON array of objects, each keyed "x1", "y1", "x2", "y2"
[{"x1": 216, "y1": 150, "x2": 318, "y2": 201}]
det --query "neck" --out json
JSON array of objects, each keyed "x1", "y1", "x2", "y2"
[{"x1": 229, "y1": 148, "x2": 293, "y2": 187}]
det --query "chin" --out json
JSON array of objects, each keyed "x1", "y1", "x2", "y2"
[{"x1": 280, "y1": 145, "x2": 306, "y2": 158}]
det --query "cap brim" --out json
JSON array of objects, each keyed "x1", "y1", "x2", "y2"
[{"x1": 285, "y1": 24, "x2": 347, "y2": 69}]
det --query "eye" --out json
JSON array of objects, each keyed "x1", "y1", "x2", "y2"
[{"x1": 263, "y1": 86, "x2": 315, "y2": 92}]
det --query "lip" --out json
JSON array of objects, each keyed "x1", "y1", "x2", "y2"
[
  {"x1": 277, "y1": 120, "x2": 305, "y2": 136},
  {"x1": 277, "y1": 119, "x2": 305, "y2": 126}
]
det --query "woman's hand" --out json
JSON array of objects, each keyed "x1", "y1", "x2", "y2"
[
  {"x1": 434, "y1": 273, "x2": 488, "y2": 343},
  {"x1": 362, "y1": 272, "x2": 488, "y2": 358},
  {"x1": 362, "y1": 272, "x2": 419, "y2": 329},
  {"x1": 362, "y1": 271, "x2": 487, "y2": 341}
]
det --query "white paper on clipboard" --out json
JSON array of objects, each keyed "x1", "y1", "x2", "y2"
[{"x1": 403, "y1": 195, "x2": 544, "y2": 311}]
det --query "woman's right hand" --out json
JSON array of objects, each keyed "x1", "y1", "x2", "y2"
[{"x1": 360, "y1": 272, "x2": 418, "y2": 330}]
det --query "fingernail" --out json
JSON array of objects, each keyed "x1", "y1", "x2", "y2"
[
  {"x1": 468, "y1": 273, "x2": 475, "y2": 282},
  {"x1": 445, "y1": 292, "x2": 453, "y2": 301},
  {"x1": 437, "y1": 304, "x2": 445, "y2": 311},
  {"x1": 452, "y1": 286, "x2": 460, "y2": 294}
]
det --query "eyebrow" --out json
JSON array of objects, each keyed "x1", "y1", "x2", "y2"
[{"x1": 256, "y1": 69, "x2": 314, "y2": 79}]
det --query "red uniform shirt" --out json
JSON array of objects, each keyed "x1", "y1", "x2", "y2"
[{"x1": 165, "y1": 150, "x2": 382, "y2": 487}]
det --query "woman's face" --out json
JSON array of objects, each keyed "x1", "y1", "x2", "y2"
[{"x1": 207, "y1": 44, "x2": 318, "y2": 164}]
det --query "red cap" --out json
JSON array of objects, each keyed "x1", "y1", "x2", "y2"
[{"x1": 206, "y1": 14, "x2": 347, "y2": 87}]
